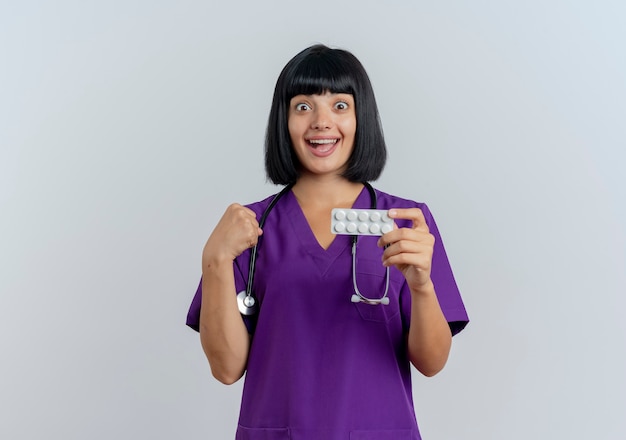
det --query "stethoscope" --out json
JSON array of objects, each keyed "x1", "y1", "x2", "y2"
[{"x1": 236, "y1": 182, "x2": 391, "y2": 316}]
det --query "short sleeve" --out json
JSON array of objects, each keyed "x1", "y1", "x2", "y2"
[
  {"x1": 185, "y1": 196, "x2": 278, "y2": 335},
  {"x1": 185, "y1": 250, "x2": 256, "y2": 334},
  {"x1": 185, "y1": 280, "x2": 203, "y2": 332},
  {"x1": 398, "y1": 203, "x2": 469, "y2": 336},
  {"x1": 424, "y1": 204, "x2": 469, "y2": 335}
]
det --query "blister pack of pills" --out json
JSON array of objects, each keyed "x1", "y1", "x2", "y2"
[{"x1": 330, "y1": 209, "x2": 394, "y2": 236}]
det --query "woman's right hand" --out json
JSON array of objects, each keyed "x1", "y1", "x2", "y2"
[
  {"x1": 202, "y1": 204, "x2": 262, "y2": 266},
  {"x1": 200, "y1": 204, "x2": 256, "y2": 384}
]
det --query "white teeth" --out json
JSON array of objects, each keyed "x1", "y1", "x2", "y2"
[{"x1": 309, "y1": 139, "x2": 337, "y2": 145}]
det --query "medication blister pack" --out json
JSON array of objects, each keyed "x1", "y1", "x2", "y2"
[{"x1": 330, "y1": 209, "x2": 394, "y2": 236}]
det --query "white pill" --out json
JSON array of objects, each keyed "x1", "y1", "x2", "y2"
[
  {"x1": 358, "y1": 223, "x2": 369, "y2": 233},
  {"x1": 370, "y1": 212, "x2": 381, "y2": 222},
  {"x1": 335, "y1": 210, "x2": 346, "y2": 221},
  {"x1": 346, "y1": 222, "x2": 357, "y2": 233},
  {"x1": 381, "y1": 224, "x2": 393, "y2": 234},
  {"x1": 369, "y1": 223, "x2": 380, "y2": 234},
  {"x1": 347, "y1": 210, "x2": 358, "y2": 221},
  {"x1": 358, "y1": 211, "x2": 369, "y2": 222},
  {"x1": 334, "y1": 222, "x2": 346, "y2": 233}
]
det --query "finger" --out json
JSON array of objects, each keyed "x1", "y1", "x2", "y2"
[
  {"x1": 242, "y1": 206, "x2": 259, "y2": 219},
  {"x1": 227, "y1": 203, "x2": 258, "y2": 218},
  {"x1": 243, "y1": 228, "x2": 262, "y2": 251},
  {"x1": 387, "y1": 208, "x2": 429, "y2": 232},
  {"x1": 383, "y1": 236, "x2": 433, "y2": 257},
  {"x1": 228, "y1": 204, "x2": 261, "y2": 232},
  {"x1": 242, "y1": 207, "x2": 262, "y2": 234},
  {"x1": 377, "y1": 227, "x2": 432, "y2": 248},
  {"x1": 382, "y1": 250, "x2": 432, "y2": 269},
  {"x1": 231, "y1": 205, "x2": 260, "y2": 224},
  {"x1": 377, "y1": 228, "x2": 408, "y2": 247},
  {"x1": 382, "y1": 240, "x2": 422, "y2": 260}
]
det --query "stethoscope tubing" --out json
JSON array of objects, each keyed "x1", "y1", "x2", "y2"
[
  {"x1": 239, "y1": 182, "x2": 390, "y2": 315},
  {"x1": 245, "y1": 183, "x2": 295, "y2": 299}
]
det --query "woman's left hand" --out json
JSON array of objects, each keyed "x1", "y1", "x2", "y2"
[{"x1": 377, "y1": 208, "x2": 435, "y2": 293}]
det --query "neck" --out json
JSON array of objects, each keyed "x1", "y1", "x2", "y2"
[{"x1": 292, "y1": 174, "x2": 365, "y2": 209}]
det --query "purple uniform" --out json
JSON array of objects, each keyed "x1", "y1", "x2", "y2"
[{"x1": 187, "y1": 187, "x2": 469, "y2": 440}]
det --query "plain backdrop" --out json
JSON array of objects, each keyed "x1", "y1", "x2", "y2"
[{"x1": 1, "y1": 1, "x2": 625, "y2": 439}]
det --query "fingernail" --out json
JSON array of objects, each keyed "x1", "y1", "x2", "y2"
[{"x1": 388, "y1": 209, "x2": 397, "y2": 217}]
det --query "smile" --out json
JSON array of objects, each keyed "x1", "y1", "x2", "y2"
[{"x1": 307, "y1": 138, "x2": 339, "y2": 154}]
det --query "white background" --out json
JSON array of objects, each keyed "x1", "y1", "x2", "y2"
[{"x1": 1, "y1": 1, "x2": 625, "y2": 439}]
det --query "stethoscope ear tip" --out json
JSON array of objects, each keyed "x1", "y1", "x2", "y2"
[
  {"x1": 380, "y1": 297, "x2": 390, "y2": 305},
  {"x1": 351, "y1": 294, "x2": 361, "y2": 303}
]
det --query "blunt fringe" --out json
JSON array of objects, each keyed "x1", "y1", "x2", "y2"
[{"x1": 265, "y1": 44, "x2": 387, "y2": 185}]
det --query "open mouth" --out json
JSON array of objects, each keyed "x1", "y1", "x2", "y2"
[{"x1": 307, "y1": 138, "x2": 339, "y2": 153}]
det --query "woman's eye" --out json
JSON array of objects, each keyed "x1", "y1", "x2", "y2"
[
  {"x1": 295, "y1": 103, "x2": 311, "y2": 111},
  {"x1": 334, "y1": 101, "x2": 349, "y2": 110}
]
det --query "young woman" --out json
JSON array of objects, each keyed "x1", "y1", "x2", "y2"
[{"x1": 187, "y1": 44, "x2": 469, "y2": 440}]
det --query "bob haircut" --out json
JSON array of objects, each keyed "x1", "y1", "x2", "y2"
[{"x1": 265, "y1": 44, "x2": 387, "y2": 185}]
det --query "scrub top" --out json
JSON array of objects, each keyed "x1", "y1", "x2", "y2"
[{"x1": 187, "y1": 186, "x2": 469, "y2": 440}]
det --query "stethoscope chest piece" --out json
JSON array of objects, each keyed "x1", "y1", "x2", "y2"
[
  {"x1": 237, "y1": 290, "x2": 258, "y2": 315},
  {"x1": 237, "y1": 182, "x2": 389, "y2": 316}
]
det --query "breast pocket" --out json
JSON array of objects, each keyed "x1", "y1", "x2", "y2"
[
  {"x1": 236, "y1": 426, "x2": 290, "y2": 440},
  {"x1": 352, "y1": 256, "x2": 403, "y2": 323}
]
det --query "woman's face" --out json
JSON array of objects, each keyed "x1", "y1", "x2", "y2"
[{"x1": 287, "y1": 92, "x2": 356, "y2": 179}]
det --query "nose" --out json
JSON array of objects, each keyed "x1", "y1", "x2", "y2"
[{"x1": 311, "y1": 107, "x2": 332, "y2": 130}]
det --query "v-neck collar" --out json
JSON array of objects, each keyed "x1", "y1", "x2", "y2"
[{"x1": 282, "y1": 186, "x2": 372, "y2": 275}]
